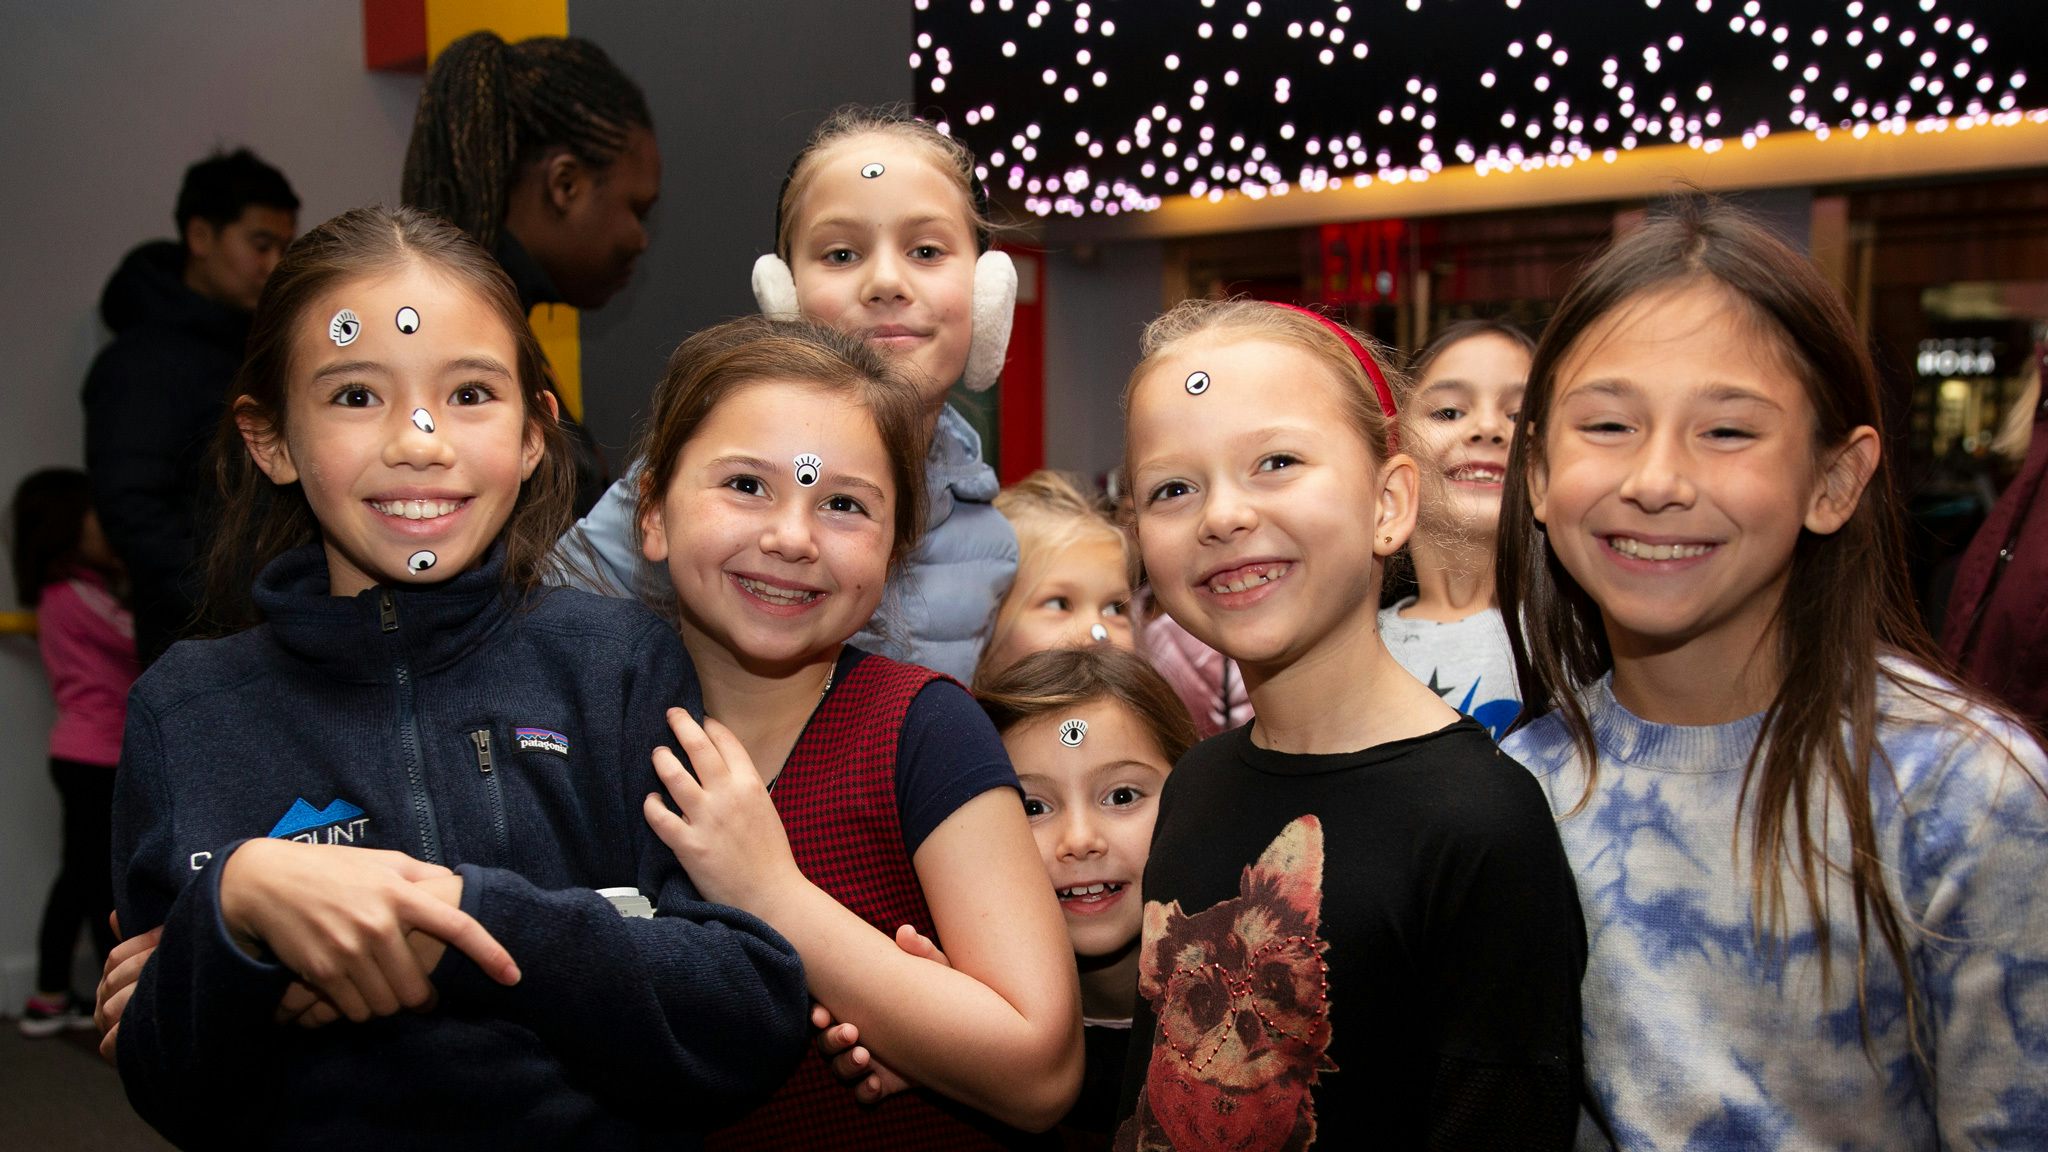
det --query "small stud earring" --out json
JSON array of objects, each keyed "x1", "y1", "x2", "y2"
[{"x1": 1382, "y1": 535, "x2": 1393, "y2": 545}]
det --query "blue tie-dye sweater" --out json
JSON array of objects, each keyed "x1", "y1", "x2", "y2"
[{"x1": 1501, "y1": 666, "x2": 2048, "y2": 1151}]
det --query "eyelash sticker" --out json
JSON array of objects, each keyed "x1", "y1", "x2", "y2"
[
  {"x1": 411, "y1": 408, "x2": 435, "y2": 434},
  {"x1": 793, "y1": 453, "x2": 823, "y2": 486},
  {"x1": 329, "y1": 309, "x2": 360, "y2": 347},
  {"x1": 395, "y1": 307, "x2": 421, "y2": 334},
  {"x1": 860, "y1": 162, "x2": 886, "y2": 178},
  {"x1": 1058, "y1": 719, "x2": 1088, "y2": 747},
  {"x1": 1184, "y1": 370, "x2": 1211, "y2": 395},
  {"x1": 408, "y1": 550, "x2": 436, "y2": 574}
]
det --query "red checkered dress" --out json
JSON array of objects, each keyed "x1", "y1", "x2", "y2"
[{"x1": 709, "y1": 653, "x2": 1023, "y2": 1151}]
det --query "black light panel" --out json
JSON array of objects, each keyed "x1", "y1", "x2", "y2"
[{"x1": 910, "y1": 0, "x2": 2045, "y2": 218}]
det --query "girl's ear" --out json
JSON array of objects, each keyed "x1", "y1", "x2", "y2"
[
  {"x1": 1527, "y1": 436, "x2": 1549, "y2": 526},
  {"x1": 235, "y1": 397, "x2": 297, "y2": 486},
  {"x1": 1373, "y1": 452, "x2": 1422, "y2": 557},
  {"x1": 638, "y1": 494, "x2": 670, "y2": 565},
  {"x1": 1805, "y1": 424, "x2": 1880, "y2": 535},
  {"x1": 521, "y1": 390, "x2": 560, "y2": 481},
  {"x1": 545, "y1": 149, "x2": 588, "y2": 215}
]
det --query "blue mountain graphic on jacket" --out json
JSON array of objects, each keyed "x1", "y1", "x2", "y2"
[
  {"x1": 1456, "y1": 679, "x2": 1518, "y2": 742},
  {"x1": 269, "y1": 797, "x2": 366, "y2": 838}
]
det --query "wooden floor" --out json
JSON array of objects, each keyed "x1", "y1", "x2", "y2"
[{"x1": 0, "y1": 1024, "x2": 171, "y2": 1151}]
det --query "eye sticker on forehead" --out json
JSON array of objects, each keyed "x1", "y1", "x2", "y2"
[
  {"x1": 1058, "y1": 719, "x2": 1088, "y2": 747},
  {"x1": 1184, "y1": 370, "x2": 1211, "y2": 395},
  {"x1": 328, "y1": 309, "x2": 361, "y2": 347},
  {"x1": 408, "y1": 550, "x2": 436, "y2": 574},
  {"x1": 793, "y1": 453, "x2": 823, "y2": 487},
  {"x1": 395, "y1": 307, "x2": 421, "y2": 334},
  {"x1": 860, "y1": 162, "x2": 886, "y2": 179},
  {"x1": 411, "y1": 408, "x2": 435, "y2": 434}
]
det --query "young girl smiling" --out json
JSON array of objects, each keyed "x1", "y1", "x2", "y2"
[{"x1": 1116, "y1": 300, "x2": 1585, "y2": 1149}]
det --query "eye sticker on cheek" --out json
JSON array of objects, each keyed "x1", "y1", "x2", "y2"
[
  {"x1": 1058, "y1": 719, "x2": 1088, "y2": 747},
  {"x1": 1090, "y1": 623, "x2": 1110, "y2": 643},
  {"x1": 793, "y1": 453, "x2": 822, "y2": 486},
  {"x1": 1184, "y1": 370, "x2": 1211, "y2": 396},
  {"x1": 411, "y1": 408, "x2": 435, "y2": 434},
  {"x1": 395, "y1": 307, "x2": 421, "y2": 334},
  {"x1": 328, "y1": 309, "x2": 361, "y2": 347},
  {"x1": 860, "y1": 162, "x2": 886, "y2": 179},
  {"x1": 408, "y1": 550, "x2": 437, "y2": 574}
]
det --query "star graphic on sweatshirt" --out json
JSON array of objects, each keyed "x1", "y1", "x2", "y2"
[{"x1": 1425, "y1": 670, "x2": 1456, "y2": 700}]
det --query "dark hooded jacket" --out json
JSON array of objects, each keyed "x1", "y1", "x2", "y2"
[
  {"x1": 1944, "y1": 372, "x2": 2048, "y2": 731},
  {"x1": 81, "y1": 240, "x2": 248, "y2": 664}
]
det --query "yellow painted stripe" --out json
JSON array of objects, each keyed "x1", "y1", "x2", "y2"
[{"x1": 424, "y1": 0, "x2": 582, "y2": 421}]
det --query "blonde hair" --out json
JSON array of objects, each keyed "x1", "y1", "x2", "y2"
[
  {"x1": 1991, "y1": 356, "x2": 2040, "y2": 464},
  {"x1": 1123, "y1": 299, "x2": 1403, "y2": 461},
  {"x1": 776, "y1": 105, "x2": 991, "y2": 260},
  {"x1": 977, "y1": 470, "x2": 1135, "y2": 685}
]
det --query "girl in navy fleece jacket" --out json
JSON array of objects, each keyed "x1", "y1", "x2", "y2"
[{"x1": 95, "y1": 206, "x2": 807, "y2": 1150}]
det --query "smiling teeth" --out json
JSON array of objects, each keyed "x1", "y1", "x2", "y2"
[
  {"x1": 1450, "y1": 464, "x2": 1505, "y2": 483},
  {"x1": 372, "y1": 499, "x2": 461, "y2": 520},
  {"x1": 1056, "y1": 882, "x2": 1123, "y2": 899},
  {"x1": 737, "y1": 576, "x2": 819, "y2": 605},
  {"x1": 1209, "y1": 563, "x2": 1290, "y2": 594},
  {"x1": 1610, "y1": 537, "x2": 1712, "y2": 561}
]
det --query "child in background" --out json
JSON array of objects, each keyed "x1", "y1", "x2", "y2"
[
  {"x1": 11, "y1": 468, "x2": 139, "y2": 1035},
  {"x1": 974, "y1": 469, "x2": 1136, "y2": 685},
  {"x1": 563, "y1": 106, "x2": 1019, "y2": 683},
  {"x1": 99, "y1": 207, "x2": 806, "y2": 1148},
  {"x1": 1117, "y1": 299, "x2": 1584, "y2": 1149},
  {"x1": 1498, "y1": 200, "x2": 2048, "y2": 1149},
  {"x1": 634, "y1": 318, "x2": 1079, "y2": 1148},
  {"x1": 1378, "y1": 319, "x2": 1534, "y2": 739}
]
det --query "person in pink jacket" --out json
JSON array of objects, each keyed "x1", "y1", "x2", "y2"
[{"x1": 1137, "y1": 592, "x2": 1252, "y2": 739}]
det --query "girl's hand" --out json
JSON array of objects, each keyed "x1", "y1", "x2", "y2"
[
  {"x1": 642, "y1": 709, "x2": 804, "y2": 911},
  {"x1": 811, "y1": 925, "x2": 953, "y2": 1104},
  {"x1": 274, "y1": 875, "x2": 467, "y2": 1028},
  {"x1": 94, "y1": 923, "x2": 163, "y2": 1065},
  {"x1": 219, "y1": 840, "x2": 519, "y2": 1023}
]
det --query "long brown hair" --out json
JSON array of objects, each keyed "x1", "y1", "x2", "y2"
[
  {"x1": 1497, "y1": 197, "x2": 2033, "y2": 1056},
  {"x1": 204, "y1": 205, "x2": 573, "y2": 629},
  {"x1": 978, "y1": 646, "x2": 1199, "y2": 769},
  {"x1": 632, "y1": 316, "x2": 931, "y2": 595}
]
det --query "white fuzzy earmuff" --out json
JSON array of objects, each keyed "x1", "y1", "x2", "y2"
[{"x1": 748, "y1": 250, "x2": 1018, "y2": 392}]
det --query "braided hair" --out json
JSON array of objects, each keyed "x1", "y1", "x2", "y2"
[{"x1": 402, "y1": 31, "x2": 651, "y2": 252}]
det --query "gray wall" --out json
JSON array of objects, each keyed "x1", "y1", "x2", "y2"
[
  {"x1": 1043, "y1": 241, "x2": 1165, "y2": 485},
  {"x1": 574, "y1": 0, "x2": 914, "y2": 457},
  {"x1": 0, "y1": 2, "x2": 421, "y2": 1007}
]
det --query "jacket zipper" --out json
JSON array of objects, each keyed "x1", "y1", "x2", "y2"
[
  {"x1": 384, "y1": 590, "x2": 443, "y2": 864},
  {"x1": 470, "y1": 728, "x2": 509, "y2": 862}
]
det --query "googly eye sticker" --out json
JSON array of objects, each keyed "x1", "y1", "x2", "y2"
[
  {"x1": 395, "y1": 306, "x2": 421, "y2": 334},
  {"x1": 793, "y1": 453, "x2": 823, "y2": 486},
  {"x1": 1058, "y1": 718, "x2": 1088, "y2": 747},
  {"x1": 1090, "y1": 623, "x2": 1110, "y2": 643},
  {"x1": 411, "y1": 408, "x2": 435, "y2": 434},
  {"x1": 1184, "y1": 370, "x2": 1211, "y2": 396},
  {"x1": 407, "y1": 550, "x2": 437, "y2": 574},
  {"x1": 860, "y1": 162, "x2": 886, "y2": 179},
  {"x1": 329, "y1": 309, "x2": 361, "y2": 347}
]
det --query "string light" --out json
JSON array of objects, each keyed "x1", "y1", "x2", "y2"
[{"x1": 914, "y1": 1, "x2": 2041, "y2": 218}]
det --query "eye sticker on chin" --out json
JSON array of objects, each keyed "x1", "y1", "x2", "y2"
[
  {"x1": 411, "y1": 408, "x2": 435, "y2": 434},
  {"x1": 1184, "y1": 370, "x2": 1211, "y2": 396},
  {"x1": 328, "y1": 309, "x2": 361, "y2": 347},
  {"x1": 793, "y1": 453, "x2": 823, "y2": 487},
  {"x1": 395, "y1": 307, "x2": 421, "y2": 334},
  {"x1": 1058, "y1": 719, "x2": 1088, "y2": 747},
  {"x1": 407, "y1": 550, "x2": 436, "y2": 574},
  {"x1": 860, "y1": 162, "x2": 886, "y2": 179}
]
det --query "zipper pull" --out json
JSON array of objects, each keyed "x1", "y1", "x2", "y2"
[
  {"x1": 470, "y1": 729, "x2": 493, "y2": 774},
  {"x1": 379, "y1": 590, "x2": 398, "y2": 634}
]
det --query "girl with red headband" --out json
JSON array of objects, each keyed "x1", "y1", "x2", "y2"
[{"x1": 1112, "y1": 299, "x2": 1584, "y2": 1149}]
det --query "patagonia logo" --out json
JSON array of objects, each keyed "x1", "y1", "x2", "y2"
[
  {"x1": 516, "y1": 727, "x2": 570, "y2": 757},
  {"x1": 268, "y1": 797, "x2": 370, "y2": 845}
]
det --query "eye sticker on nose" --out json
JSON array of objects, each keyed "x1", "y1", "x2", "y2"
[
  {"x1": 329, "y1": 309, "x2": 360, "y2": 347},
  {"x1": 1184, "y1": 370, "x2": 1211, "y2": 395},
  {"x1": 860, "y1": 162, "x2": 886, "y2": 179},
  {"x1": 793, "y1": 453, "x2": 822, "y2": 486},
  {"x1": 1090, "y1": 623, "x2": 1110, "y2": 643},
  {"x1": 411, "y1": 408, "x2": 435, "y2": 434},
  {"x1": 395, "y1": 307, "x2": 421, "y2": 334},
  {"x1": 1058, "y1": 718, "x2": 1088, "y2": 747},
  {"x1": 408, "y1": 550, "x2": 436, "y2": 574}
]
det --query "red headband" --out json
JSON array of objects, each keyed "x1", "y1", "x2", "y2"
[{"x1": 1267, "y1": 302, "x2": 1398, "y2": 423}]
